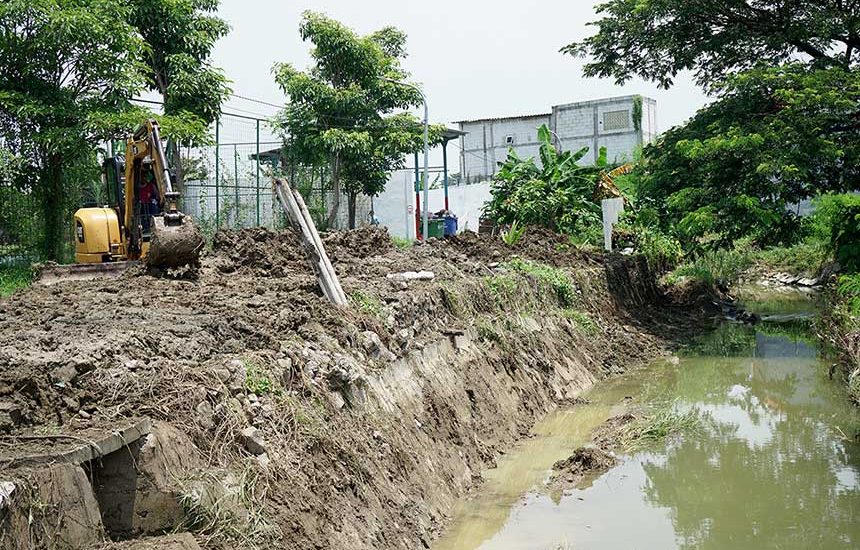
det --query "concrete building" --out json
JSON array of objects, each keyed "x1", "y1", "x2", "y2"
[{"x1": 457, "y1": 95, "x2": 656, "y2": 182}]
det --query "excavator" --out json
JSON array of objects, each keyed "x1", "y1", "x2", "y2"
[{"x1": 38, "y1": 120, "x2": 203, "y2": 283}]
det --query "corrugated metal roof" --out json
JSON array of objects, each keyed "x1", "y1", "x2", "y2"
[{"x1": 454, "y1": 113, "x2": 551, "y2": 124}]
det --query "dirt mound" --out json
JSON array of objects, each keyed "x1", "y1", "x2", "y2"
[
  {"x1": 323, "y1": 225, "x2": 395, "y2": 262},
  {"x1": 210, "y1": 227, "x2": 308, "y2": 276},
  {"x1": 548, "y1": 446, "x2": 617, "y2": 492}
]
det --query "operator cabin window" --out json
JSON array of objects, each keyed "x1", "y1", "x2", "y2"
[{"x1": 602, "y1": 110, "x2": 630, "y2": 131}]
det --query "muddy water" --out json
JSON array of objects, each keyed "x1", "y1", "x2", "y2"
[{"x1": 434, "y1": 291, "x2": 860, "y2": 550}]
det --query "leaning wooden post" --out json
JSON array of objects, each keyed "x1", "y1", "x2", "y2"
[
  {"x1": 273, "y1": 178, "x2": 347, "y2": 306},
  {"x1": 292, "y1": 187, "x2": 347, "y2": 304}
]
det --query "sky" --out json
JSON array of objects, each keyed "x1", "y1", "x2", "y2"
[{"x1": 212, "y1": 0, "x2": 710, "y2": 157}]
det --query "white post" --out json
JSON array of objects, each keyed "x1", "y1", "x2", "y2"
[{"x1": 601, "y1": 197, "x2": 624, "y2": 252}]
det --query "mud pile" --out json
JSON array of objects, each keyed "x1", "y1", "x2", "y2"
[{"x1": 0, "y1": 226, "x2": 708, "y2": 550}]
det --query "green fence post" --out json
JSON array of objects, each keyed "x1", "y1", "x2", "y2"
[
  {"x1": 233, "y1": 144, "x2": 239, "y2": 227},
  {"x1": 256, "y1": 119, "x2": 261, "y2": 226},
  {"x1": 215, "y1": 117, "x2": 220, "y2": 228}
]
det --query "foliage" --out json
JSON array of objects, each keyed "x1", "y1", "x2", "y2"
[
  {"x1": 391, "y1": 236, "x2": 413, "y2": 249},
  {"x1": 564, "y1": 0, "x2": 859, "y2": 91},
  {"x1": 632, "y1": 226, "x2": 683, "y2": 273},
  {"x1": 831, "y1": 204, "x2": 860, "y2": 272},
  {"x1": 0, "y1": 264, "x2": 33, "y2": 297},
  {"x1": 637, "y1": 65, "x2": 860, "y2": 250},
  {"x1": 484, "y1": 275, "x2": 517, "y2": 303},
  {"x1": 506, "y1": 257, "x2": 576, "y2": 307},
  {"x1": 349, "y1": 289, "x2": 382, "y2": 317},
  {"x1": 483, "y1": 125, "x2": 603, "y2": 235},
  {"x1": 273, "y1": 12, "x2": 444, "y2": 228},
  {"x1": 618, "y1": 403, "x2": 705, "y2": 452},
  {"x1": 561, "y1": 309, "x2": 599, "y2": 335},
  {"x1": 243, "y1": 359, "x2": 275, "y2": 396},
  {"x1": 838, "y1": 274, "x2": 860, "y2": 316},
  {"x1": 667, "y1": 246, "x2": 754, "y2": 287},
  {"x1": 0, "y1": 0, "x2": 147, "y2": 260},
  {"x1": 500, "y1": 220, "x2": 526, "y2": 246}
]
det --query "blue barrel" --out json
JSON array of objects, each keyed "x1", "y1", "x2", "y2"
[{"x1": 443, "y1": 215, "x2": 458, "y2": 236}]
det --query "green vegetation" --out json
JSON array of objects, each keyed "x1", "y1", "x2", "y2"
[
  {"x1": 666, "y1": 246, "x2": 754, "y2": 287},
  {"x1": 391, "y1": 236, "x2": 413, "y2": 249},
  {"x1": 484, "y1": 275, "x2": 517, "y2": 302},
  {"x1": 349, "y1": 290, "x2": 383, "y2": 318},
  {"x1": 500, "y1": 220, "x2": 526, "y2": 246},
  {"x1": 561, "y1": 309, "x2": 599, "y2": 336},
  {"x1": 272, "y1": 12, "x2": 444, "y2": 229},
  {"x1": 0, "y1": 264, "x2": 33, "y2": 297},
  {"x1": 506, "y1": 257, "x2": 576, "y2": 307},
  {"x1": 618, "y1": 403, "x2": 704, "y2": 452},
  {"x1": 243, "y1": 359, "x2": 276, "y2": 396}
]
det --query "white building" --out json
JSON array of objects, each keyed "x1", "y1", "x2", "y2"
[{"x1": 457, "y1": 95, "x2": 657, "y2": 182}]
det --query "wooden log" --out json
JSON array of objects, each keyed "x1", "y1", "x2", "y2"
[
  {"x1": 273, "y1": 179, "x2": 344, "y2": 305},
  {"x1": 291, "y1": 186, "x2": 348, "y2": 304}
]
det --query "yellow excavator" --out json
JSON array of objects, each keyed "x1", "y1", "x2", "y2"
[{"x1": 38, "y1": 120, "x2": 203, "y2": 283}]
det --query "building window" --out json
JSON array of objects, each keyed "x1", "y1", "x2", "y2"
[
  {"x1": 504, "y1": 135, "x2": 515, "y2": 146},
  {"x1": 602, "y1": 110, "x2": 630, "y2": 131}
]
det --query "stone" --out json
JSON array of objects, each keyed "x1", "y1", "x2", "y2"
[
  {"x1": 0, "y1": 481, "x2": 15, "y2": 510},
  {"x1": 386, "y1": 270, "x2": 435, "y2": 282},
  {"x1": 256, "y1": 453, "x2": 271, "y2": 469},
  {"x1": 240, "y1": 427, "x2": 267, "y2": 456},
  {"x1": 797, "y1": 277, "x2": 819, "y2": 287},
  {"x1": 212, "y1": 368, "x2": 231, "y2": 382},
  {"x1": 327, "y1": 391, "x2": 346, "y2": 410},
  {"x1": 453, "y1": 334, "x2": 471, "y2": 350},
  {"x1": 195, "y1": 401, "x2": 214, "y2": 430},
  {"x1": 0, "y1": 402, "x2": 23, "y2": 431},
  {"x1": 52, "y1": 363, "x2": 78, "y2": 385}
]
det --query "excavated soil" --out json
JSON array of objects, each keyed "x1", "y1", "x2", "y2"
[{"x1": 0, "y1": 226, "x2": 711, "y2": 550}]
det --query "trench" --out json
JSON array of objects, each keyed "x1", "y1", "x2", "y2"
[{"x1": 433, "y1": 287, "x2": 860, "y2": 550}]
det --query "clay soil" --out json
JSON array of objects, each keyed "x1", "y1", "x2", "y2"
[{"x1": 0, "y1": 226, "x2": 712, "y2": 549}]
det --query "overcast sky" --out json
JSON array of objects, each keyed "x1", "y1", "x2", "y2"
[{"x1": 213, "y1": 0, "x2": 709, "y2": 145}]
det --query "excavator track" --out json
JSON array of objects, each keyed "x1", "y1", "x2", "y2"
[{"x1": 34, "y1": 261, "x2": 138, "y2": 285}]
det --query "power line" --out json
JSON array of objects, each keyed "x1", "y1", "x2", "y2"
[{"x1": 229, "y1": 93, "x2": 284, "y2": 110}]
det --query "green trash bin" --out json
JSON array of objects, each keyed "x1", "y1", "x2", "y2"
[{"x1": 425, "y1": 218, "x2": 445, "y2": 239}]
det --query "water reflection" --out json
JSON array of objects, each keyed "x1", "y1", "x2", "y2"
[{"x1": 433, "y1": 310, "x2": 860, "y2": 550}]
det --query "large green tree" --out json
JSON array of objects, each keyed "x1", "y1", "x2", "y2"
[
  {"x1": 638, "y1": 64, "x2": 860, "y2": 248},
  {"x1": 0, "y1": 0, "x2": 146, "y2": 260},
  {"x1": 563, "y1": 0, "x2": 859, "y2": 90},
  {"x1": 128, "y1": 0, "x2": 231, "y2": 189},
  {"x1": 273, "y1": 12, "x2": 441, "y2": 229}
]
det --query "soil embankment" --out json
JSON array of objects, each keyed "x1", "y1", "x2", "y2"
[{"x1": 0, "y1": 227, "x2": 709, "y2": 549}]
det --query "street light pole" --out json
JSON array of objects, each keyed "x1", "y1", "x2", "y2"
[{"x1": 383, "y1": 78, "x2": 429, "y2": 240}]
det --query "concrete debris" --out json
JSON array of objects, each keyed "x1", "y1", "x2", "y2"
[
  {"x1": 0, "y1": 481, "x2": 15, "y2": 510},
  {"x1": 386, "y1": 270, "x2": 435, "y2": 282}
]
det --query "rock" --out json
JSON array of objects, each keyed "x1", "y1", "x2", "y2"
[
  {"x1": 453, "y1": 334, "x2": 471, "y2": 350},
  {"x1": 0, "y1": 402, "x2": 23, "y2": 431},
  {"x1": 195, "y1": 401, "x2": 214, "y2": 430},
  {"x1": 797, "y1": 277, "x2": 819, "y2": 287},
  {"x1": 327, "y1": 391, "x2": 346, "y2": 410},
  {"x1": 212, "y1": 368, "x2": 231, "y2": 382},
  {"x1": 240, "y1": 427, "x2": 267, "y2": 456},
  {"x1": 386, "y1": 270, "x2": 435, "y2": 282},
  {"x1": 256, "y1": 453, "x2": 270, "y2": 469},
  {"x1": 52, "y1": 363, "x2": 78, "y2": 385},
  {"x1": 277, "y1": 357, "x2": 293, "y2": 371}
]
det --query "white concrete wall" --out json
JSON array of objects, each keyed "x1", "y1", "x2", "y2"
[
  {"x1": 458, "y1": 96, "x2": 655, "y2": 179},
  {"x1": 374, "y1": 169, "x2": 491, "y2": 239}
]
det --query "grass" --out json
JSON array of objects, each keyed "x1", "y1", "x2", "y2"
[
  {"x1": 756, "y1": 241, "x2": 831, "y2": 275},
  {"x1": 484, "y1": 274, "x2": 517, "y2": 302},
  {"x1": 617, "y1": 402, "x2": 704, "y2": 452},
  {"x1": 562, "y1": 309, "x2": 599, "y2": 335},
  {"x1": 349, "y1": 289, "x2": 383, "y2": 317},
  {"x1": 391, "y1": 236, "x2": 414, "y2": 249},
  {"x1": 500, "y1": 221, "x2": 526, "y2": 246},
  {"x1": 666, "y1": 246, "x2": 754, "y2": 287},
  {"x1": 243, "y1": 359, "x2": 276, "y2": 396},
  {"x1": 505, "y1": 257, "x2": 576, "y2": 306},
  {"x1": 0, "y1": 264, "x2": 33, "y2": 297}
]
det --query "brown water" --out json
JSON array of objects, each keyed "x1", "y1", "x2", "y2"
[{"x1": 434, "y1": 293, "x2": 860, "y2": 550}]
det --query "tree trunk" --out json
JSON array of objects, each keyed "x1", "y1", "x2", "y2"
[
  {"x1": 168, "y1": 139, "x2": 184, "y2": 197},
  {"x1": 325, "y1": 153, "x2": 341, "y2": 229},
  {"x1": 39, "y1": 154, "x2": 65, "y2": 262},
  {"x1": 347, "y1": 191, "x2": 357, "y2": 229}
]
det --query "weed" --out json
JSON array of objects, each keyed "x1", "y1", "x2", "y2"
[
  {"x1": 667, "y1": 246, "x2": 754, "y2": 287},
  {"x1": 562, "y1": 309, "x2": 599, "y2": 335},
  {"x1": 506, "y1": 257, "x2": 576, "y2": 306},
  {"x1": 757, "y1": 241, "x2": 830, "y2": 275},
  {"x1": 349, "y1": 290, "x2": 383, "y2": 317},
  {"x1": 244, "y1": 359, "x2": 275, "y2": 396},
  {"x1": 475, "y1": 319, "x2": 502, "y2": 343},
  {"x1": 0, "y1": 264, "x2": 33, "y2": 297},
  {"x1": 500, "y1": 220, "x2": 526, "y2": 246},
  {"x1": 618, "y1": 402, "x2": 704, "y2": 452},
  {"x1": 484, "y1": 274, "x2": 517, "y2": 302},
  {"x1": 391, "y1": 236, "x2": 414, "y2": 249}
]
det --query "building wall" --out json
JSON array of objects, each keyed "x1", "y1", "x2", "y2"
[{"x1": 458, "y1": 96, "x2": 655, "y2": 180}]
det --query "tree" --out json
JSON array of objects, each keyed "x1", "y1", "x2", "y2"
[
  {"x1": 127, "y1": 0, "x2": 231, "y2": 190},
  {"x1": 0, "y1": 0, "x2": 146, "y2": 260},
  {"x1": 637, "y1": 65, "x2": 860, "y2": 249},
  {"x1": 563, "y1": 0, "x2": 859, "y2": 90},
  {"x1": 482, "y1": 125, "x2": 606, "y2": 236},
  {"x1": 273, "y1": 12, "x2": 442, "y2": 229}
]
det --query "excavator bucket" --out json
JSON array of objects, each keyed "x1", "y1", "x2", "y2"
[{"x1": 145, "y1": 215, "x2": 205, "y2": 269}]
